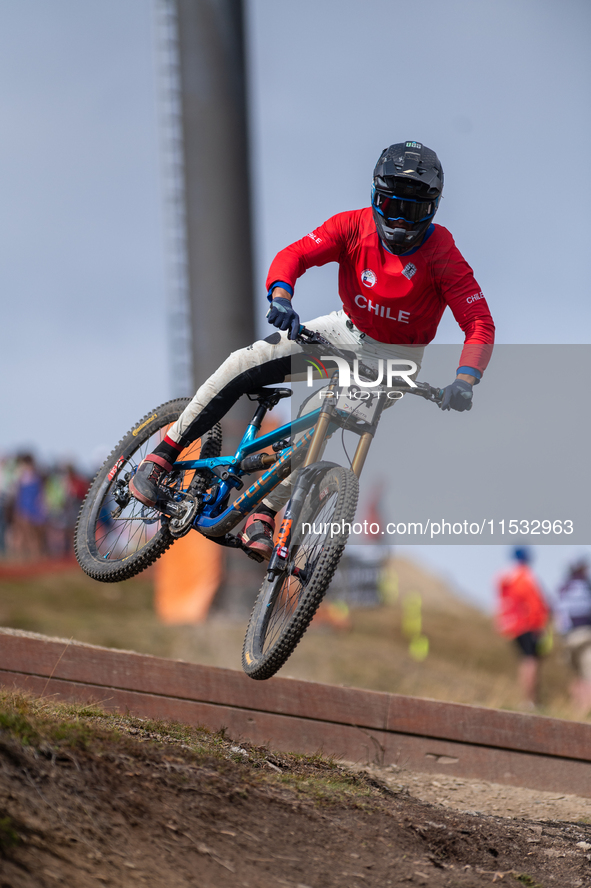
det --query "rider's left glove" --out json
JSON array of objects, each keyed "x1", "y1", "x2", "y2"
[
  {"x1": 266, "y1": 297, "x2": 301, "y2": 341},
  {"x1": 440, "y1": 378, "x2": 473, "y2": 412}
]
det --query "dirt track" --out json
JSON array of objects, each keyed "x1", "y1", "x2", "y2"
[
  {"x1": 363, "y1": 764, "x2": 591, "y2": 823},
  {"x1": 2, "y1": 709, "x2": 591, "y2": 888}
]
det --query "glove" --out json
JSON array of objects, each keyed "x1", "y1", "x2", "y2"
[
  {"x1": 440, "y1": 378, "x2": 473, "y2": 412},
  {"x1": 266, "y1": 296, "x2": 301, "y2": 340}
]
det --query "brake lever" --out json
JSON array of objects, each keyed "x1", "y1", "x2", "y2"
[
  {"x1": 297, "y1": 326, "x2": 357, "y2": 364},
  {"x1": 296, "y1": 326, "x2": 328, "y2": 347}
]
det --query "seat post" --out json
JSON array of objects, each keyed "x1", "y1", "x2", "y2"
[{"x1": 249, "y1": 401, "x2": 268, "y2": 432}]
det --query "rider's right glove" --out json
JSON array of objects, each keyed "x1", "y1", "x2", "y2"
[
  {"x1": 439, "y1": 378, "x2": 473, "y2": 412},
  {"x1": 266, "y1": 297, "x2": 301, "y2": 341}
]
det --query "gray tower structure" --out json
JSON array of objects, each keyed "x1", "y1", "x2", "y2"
[
  {"x1": 159, "y1": 0, "x2": 263, "y2": 614},
  {"x1": 175, "y1": 0, "x2": 256, "y2": 383}
]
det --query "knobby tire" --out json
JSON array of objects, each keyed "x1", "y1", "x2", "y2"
[
  {"x1": 74, "y1": 399, "x2": 222, "y2": 583},
  {"x1": 242, "y1": 465, "x2": 359, "y2": 680}
]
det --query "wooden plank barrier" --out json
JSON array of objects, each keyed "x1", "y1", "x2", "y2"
[{"x1": 1, "y1": 628, "x2": 590, "y2": 798}]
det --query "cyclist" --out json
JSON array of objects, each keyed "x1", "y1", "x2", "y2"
[{"x1": 130, "y1": 141, "x2": 495, "y2": 560}]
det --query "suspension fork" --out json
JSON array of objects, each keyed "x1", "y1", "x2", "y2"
[
  {"x1": 266, "y1": 461, "x2": 339, "y2": 580},
  {"x1": 350, "y1": 431, "x2": 373, "y2": 477},
  {"x1": 266, "y1": 376, "x2": 340, "y2": 578},
  {"x1": 267, "y1": 377, "x2": 386, "y2": 577},
  {"x1": 350, "y1": 388, "x2": 388, "y2": 477},
  {"x1": 301, "y1": 372, "x2": 339, "y2": 468}
]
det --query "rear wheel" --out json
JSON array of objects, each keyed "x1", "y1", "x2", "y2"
[
  {"x1": 242, "y1": 465, "x2": 359, "y2": 680},
  {"x1": 74, "y1": 399, "x2": 222, "y2": 582}
]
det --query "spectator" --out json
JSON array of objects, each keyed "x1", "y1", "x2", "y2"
[
  {"x1": 496, "y1": 547, "x2": 550, "y2": 709},
  {"x1": 44, "y1": 465, "x2": 69, "y2": 557},
  {"x1": 11, "y1": 453, "x2": 47, "y2": 560},
  {"x1": 0, "y1": 457, "x2": 16, "y2": 555},
  {"x1": 554, "y1": 559, "x2": 591, "y2": 717},
  {"x1": 0, "y1": 452, "x2": 90, "y2": 562},
  {"x1": 63, "y1": 463, "x2": 88, "y2": 552}
]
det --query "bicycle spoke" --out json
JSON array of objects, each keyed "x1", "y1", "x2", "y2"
[
  {"x1": 242, "y1": 465, "x2": 359, "y2": 680},
  {"x1": 93, "y1": 429, "x2": 167, "y2": 562},
  {"x1": 90, "y1": 425, "x2": 213, "y2": 563}
]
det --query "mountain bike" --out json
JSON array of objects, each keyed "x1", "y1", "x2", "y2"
[{"x1": 75, "y1": 328, "x2": 443, "y2": 680}]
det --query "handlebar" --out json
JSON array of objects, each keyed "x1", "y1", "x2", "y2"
[{"x1": 296, "y1": 326, "x2": 444, "y2": 405}]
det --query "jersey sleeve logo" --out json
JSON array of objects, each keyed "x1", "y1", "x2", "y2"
[
  {"x1": 361, "y1": 268, "x2": 377, "y2": 288},
  {"x1": 306, "y1": 231, "x2": 323, "y2": 244}
]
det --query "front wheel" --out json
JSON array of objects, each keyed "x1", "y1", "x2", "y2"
[
  {"x1": 242, "y1": 465, "x2": 359, "y2": 680},
  {"x1": 74, "y1": 399, "x2": 222, "y2": 583}
]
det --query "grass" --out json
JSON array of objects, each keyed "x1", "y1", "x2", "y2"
[
  {"x1": 0, "y1": 690, "x2": 220, "y2": 758},
  {"x1": 0, "y1": 557, "x2": 579, "y2": 720},
  {"x1": 515, "y1": 875, "x2": 545, "y2": 888},
  {"x1": 274, "y1": 772, "x2": 377, "y2": 806},
  {"x1": 0, "y1": 691, "x2": 104, "y2": 748},
  {"x1": 0, "y1": 710, "x2": 40, "y2": 746},
  {"x1": 0, "y1": 691, "x2": 392, "y2": 810}
]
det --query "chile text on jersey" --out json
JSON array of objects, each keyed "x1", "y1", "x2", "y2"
[{"x1": 266, "y1": 208, "x2": 495, "y2": 373}]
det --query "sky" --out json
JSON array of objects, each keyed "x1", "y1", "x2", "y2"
[{"x1": 0, "y1": 0, "x2": 589, "y2": 609}]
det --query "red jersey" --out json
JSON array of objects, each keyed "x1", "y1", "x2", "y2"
[
  {"x1": 266, "y1": 208, "x2": 495, "y2": 374},
  {"x1": 496, "y1": 565, "x2": 549, "y2": 639}
]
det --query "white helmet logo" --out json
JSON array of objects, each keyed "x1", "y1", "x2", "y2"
[{"x1": 361, "y1": 269, "x2": 377, "y2": 288}]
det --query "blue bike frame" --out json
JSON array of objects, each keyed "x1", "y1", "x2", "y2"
[{"x1": 173, "y1": 406, "x2": 327, "y2": 535}]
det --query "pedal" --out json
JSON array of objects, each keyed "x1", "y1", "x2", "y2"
[{"x1": 167, "y1": 493, "x2": 199, "y2": 538}]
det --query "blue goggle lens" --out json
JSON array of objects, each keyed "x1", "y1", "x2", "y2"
[{"x1": 372, "y1": 190, "x2": 438, "y2": 224}]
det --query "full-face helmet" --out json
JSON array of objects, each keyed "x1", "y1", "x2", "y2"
[{"x1": 372, "y1": 141, "x2": 444, "y2": 254}]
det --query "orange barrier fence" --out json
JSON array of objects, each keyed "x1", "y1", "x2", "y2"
[{"x1": 154, "y1": 533, "x2": 222, "y2": 624}]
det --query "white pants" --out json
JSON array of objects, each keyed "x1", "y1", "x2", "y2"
[{"x1": 168, "y1": 310, "x2": 424, "y2": 511}]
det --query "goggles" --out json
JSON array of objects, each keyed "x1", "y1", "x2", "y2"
[{"x1": 372, "y1": 188, "x2": 439, "y2": 224}]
